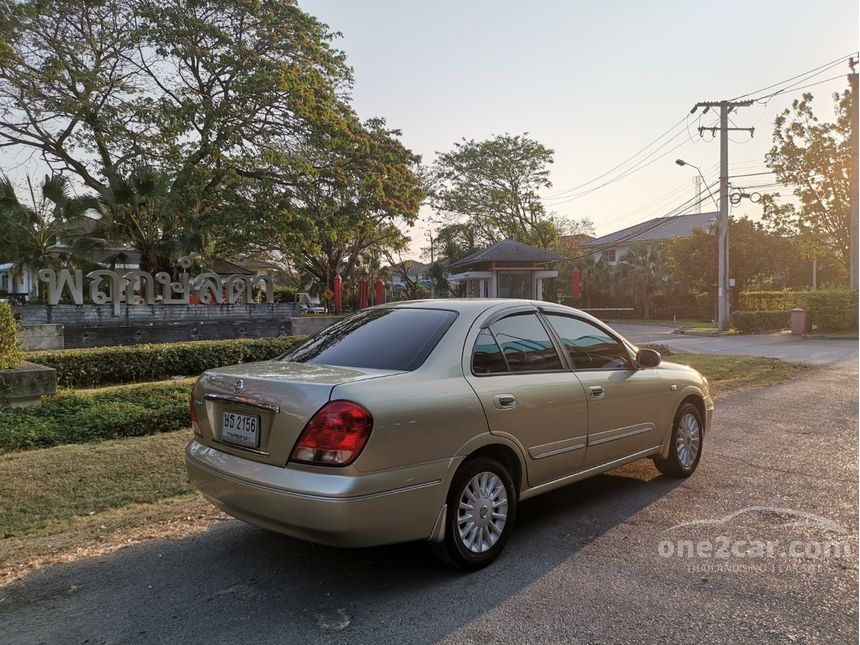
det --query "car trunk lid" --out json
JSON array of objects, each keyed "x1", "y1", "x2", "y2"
[{"x1": 193, "y1": 360, "x2": 398, "y2": 466}]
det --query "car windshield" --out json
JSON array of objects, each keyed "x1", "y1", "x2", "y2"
[{"x1": 282, "y1": 308, "x2": 458, "y2": 371}]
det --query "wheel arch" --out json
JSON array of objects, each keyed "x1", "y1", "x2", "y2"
[
  {"x1": 454, "y1": 434, "x2": 527, "y2": 496},
  {"x1": 677, "y1": 393, "x2": 706, "y2": 430},
  {"x1": 659, "y1": 389, "x2": 707, "y2": 460}
]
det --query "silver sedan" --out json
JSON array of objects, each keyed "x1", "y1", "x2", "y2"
[{"x1": 186, "y1": 299, "x2": 713, "y2": 569}]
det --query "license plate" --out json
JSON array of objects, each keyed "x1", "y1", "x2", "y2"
[{"x1": 221, "y1": 411, "x2": 261, "y2": 448}]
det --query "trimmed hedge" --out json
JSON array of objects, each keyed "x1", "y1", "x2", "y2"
[
  {"x1": 801, "y1": 289, "x2": 858, "y2": 331},
  {"x1": 28, "y1": 336, "x2": 307, "y2": 388},
  {"x1": 0, "y1": 301, "x2": 22, "y2": 369},
  {"x1": 738, "y1": 288, "x2": 858, "y2": 331},
  {"x1": 739, "y1": 290, "x2": 799, "y2": 312},
  {"x1": 0, "y1": 380, "x2": 193, "y2": 452},
  {"x1": 730, "y1": 310, "x2": 790, "y2": 333}
]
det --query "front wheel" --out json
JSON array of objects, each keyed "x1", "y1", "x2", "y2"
[
  {"x1": 653, "y1": 402, "x2": 703, "y2": 478},
  {"x1": 432, "y1": 457, "x2": 517, "y2": 570}
]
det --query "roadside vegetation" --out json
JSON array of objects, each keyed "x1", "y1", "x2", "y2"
[
  {"x1": 30, "y1": 336, "x2": 306, "y2": 388},
  {"x1": 0, "y1": 380, "x2": 192, "y2": 452},
  {"x1": 668, "y1": 354, "x2": 808, "y2": 396}
]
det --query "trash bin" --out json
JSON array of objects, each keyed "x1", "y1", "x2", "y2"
[{"x1": 790, "y1": 308, "x2": 810, "y2": 335}]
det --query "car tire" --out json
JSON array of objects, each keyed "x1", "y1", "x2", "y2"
[
  {"x1": 431, "y1": 457, "x2": 517, "y2": 570},
  {"x1": 654, "y1": 402, "x2": 704, "y2": 478}
]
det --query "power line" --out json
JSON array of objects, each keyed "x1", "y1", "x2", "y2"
[
  {"x1": 752, "y1": 74, "x2": 849, "y2": 104},
  {"x1": 543, "y1": 114, "x2": 689, "y2": 198},
  {"x1": 544, "y1": 120, "x2": 719, "y2": 205},
  {"x1": 541, "y1": 54, "x2": 857, "y2": 215},
  {"x1": 569, "y1": 184, "x2": 720, "y2": 263},
  {"x1": 730, "y1": 51, "x2": 858, "y2": 101}
]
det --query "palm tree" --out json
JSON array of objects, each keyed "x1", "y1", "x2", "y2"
[
  {"x1": 578, "y1": 254, "x2": 612, "y2": 308},
  {"x1": 87, "y1": 167, "x2": 203, "y2": 274},
  {"x1": 620, "y1": 243, "x2": 667, "y2": 319},
  {"x1": 427, "y1": 260, "x2": 452, "y2": 297},
  {"x1": 0, "y1": 175, "x2": 95, "y2": 300}
]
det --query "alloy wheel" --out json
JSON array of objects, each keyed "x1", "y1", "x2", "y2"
[
  {"x1": 457, "y1": 471, "x2": 509, "y2": 553},
  {"x1": 676, "y1": 412, "x2": 701, "y2": 469}
]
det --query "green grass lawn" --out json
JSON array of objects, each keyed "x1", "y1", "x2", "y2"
[
  {"x1": 0, "y1": 431, "x2": 193, "y2": 539},
  {"x1": 668, "y1": 353, "x2": 808, "y2": 396}
]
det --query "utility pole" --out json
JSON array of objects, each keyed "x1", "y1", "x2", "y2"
[
  {"x1": 424, "y1": 229, "x2": 435, "y2": 298},
  {"x1": 849, "y1": 58, "x2": 858, "y2": 291},
  {"x1": 694, "y1": 99, "x2": 754, "y2": 330}
]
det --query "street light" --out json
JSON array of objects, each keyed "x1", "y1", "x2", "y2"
[
  {"x1": 675, "y1": 159, "x2": 719, "y2": 210},
  {"x1": 675, "y1": 158, "x2": 727, "y2": 329}
]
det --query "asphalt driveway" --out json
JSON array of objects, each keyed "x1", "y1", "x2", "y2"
[
  {"x1": 612, "y1": 322, "x2": 858, "y2": 366},
  {"x1": 1, "y1": 357, "x2": 857, "y2": 643}
]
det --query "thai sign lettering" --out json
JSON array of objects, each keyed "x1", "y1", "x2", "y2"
[{"x1": 37, "y1": 255, "x2": 274, "y2": 316}]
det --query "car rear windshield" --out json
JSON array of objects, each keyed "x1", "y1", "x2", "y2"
[{"x1": 282, "y1": 308, "x2": 458, "y2": 371}]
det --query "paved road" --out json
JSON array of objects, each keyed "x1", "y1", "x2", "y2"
[
  {"x1": 1, "y1": 359, "x2": 857, "y2": 643},
  {"x1": 613, "y1": 322, "x2": 858, "y2": 366}
]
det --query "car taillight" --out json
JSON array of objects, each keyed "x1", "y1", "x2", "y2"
[
  {"x1": 190, "y1": 394, "x2": 202, "y2": 437},
  {"x1": 290, "y1": 401, "x2": 373, "y2": 466}
]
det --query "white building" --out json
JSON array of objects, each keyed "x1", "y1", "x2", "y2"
[{"x1": 580, "y1": 211, "x2": 717, "y2": 265}]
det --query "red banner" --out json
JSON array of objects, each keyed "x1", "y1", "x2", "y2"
[
  {"x1": 358, "y1": 278, "x2": 368, "y2": 309},
  {"x1": 333, "y1": 274, "x2": 343, "y2": 312},
  {"x1": 375, "y1": 278, "x2": 385, "y2": 305}
]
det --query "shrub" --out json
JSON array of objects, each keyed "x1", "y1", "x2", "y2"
[
  {"x1": 0, "y1": 380, "x2": 193, "y2": 452},
  {"x1": 0, "y1": 301, "x2": 22, "y2": 369},
  {"x1": 274, "y1": 286, "x2": 298, "y2": 303},
  {"x1": 799, "y1": 288, "x2": 858, "y2": 331},
  {"x1": 738, "y1": 288, "x2": 858, "y2": 331},
  {"x1": 28, "y1": 336, "x2": 307, "y2": 388},
  {"x1": 730, "y1": 310, "x2": 790, "y2": 333},
  {"x1": 739, "y1": 290, "x2": 799, "y2": 312}
]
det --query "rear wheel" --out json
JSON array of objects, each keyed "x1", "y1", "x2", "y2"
[
  {"x1": 654, "y1": 402, "x2": 703, "y2": 478},
  {"x1": 432, "y1": 457, "x2": 517, "y2": 570}
]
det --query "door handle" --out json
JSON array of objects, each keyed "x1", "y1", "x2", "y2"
[
  {"x1": 493, "y1": 393, "x2": 517, "y2": 409},
  {"x1": 588, "y1": 385, "x2": 606, "y2": 399}
]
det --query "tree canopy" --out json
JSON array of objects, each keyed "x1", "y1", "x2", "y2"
[
  {"x1": 0, "y1": 0, "x2": 422, "y2": 286},
  {"x1": 761, "y1": 88, "x2": 854, "y2": 278},
  {"x1": 430, "y1": 133, "x2": 565, "y2": 249}
]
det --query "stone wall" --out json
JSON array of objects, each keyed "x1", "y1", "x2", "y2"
[
  {"x1": 17, "y1": 324, "x2": 64, "y2": 351},
  {"x1": 13, "y1": 303, "x2": 311, "y2": 349},
  {"x1": 289, "y1": 315, "x2": 345, "y2": 337}
]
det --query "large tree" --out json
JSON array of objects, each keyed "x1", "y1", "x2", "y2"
[
  {"x1": 218, "y1": 118, "x2": 423, "y2": 290},
  {"x1": 664, "y1": 217, "x2": 800, "y2": 303},
  {"x1": 761, "y1": 88, "x2": 854, "y2": 277},
  {"x1": 431, "y1": 133, "x2": 565, "y2": 248},
  {"x1": 0, "y1": 0, "x2": 420, "y2": 275}
]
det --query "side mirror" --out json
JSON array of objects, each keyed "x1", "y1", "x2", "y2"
[{"x1": 637, "y1": 348, "x2": 661, "y2": 368}]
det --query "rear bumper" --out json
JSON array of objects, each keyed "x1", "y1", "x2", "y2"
[{"x1": 185, "y1": 439, "x2": 451, "y2": 548}]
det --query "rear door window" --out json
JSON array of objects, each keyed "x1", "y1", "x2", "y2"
[
  {"x1": 472, "y1": 312, "x2": 563, "y2": 374},
  {"x1": 284, "y1": 308, "x2": 457, "y2": 371},
  {"x1": 472, "y1": 329, "x2": 508, "y2": 374}
]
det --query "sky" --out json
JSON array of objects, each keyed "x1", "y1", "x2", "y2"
[{"x1": 300, "y1": 0, "x2": 859, "y2": 259}]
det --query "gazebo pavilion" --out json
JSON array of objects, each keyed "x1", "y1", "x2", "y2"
[{"x1": 447, "y1": 239, "x2": 566, "y2": 300}]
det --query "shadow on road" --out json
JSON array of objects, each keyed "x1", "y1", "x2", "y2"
[{"x1": 2, "y1": 462, "x2": 681, "y2": 644}]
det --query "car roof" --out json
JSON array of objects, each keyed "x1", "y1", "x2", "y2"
[{"x1": 374, "y1": 298, "x2": 601, "y2": 323}]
